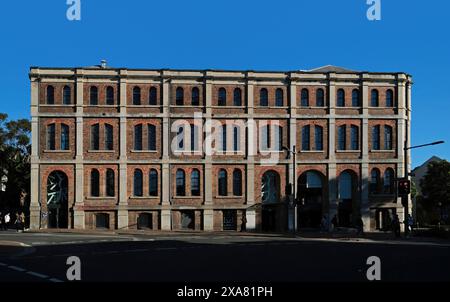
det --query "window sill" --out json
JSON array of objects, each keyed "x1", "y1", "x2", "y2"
[
  {"x1": 40, "y1": 104, "x2": 74, "y2": 107},
  {"x1": 369, "y1": 107, "x2": 396, "y2": 109},
  {"x1": 212, "y1": 106, "x2": 246, "y2": 109},
  {"x1": 128, "y1": 105, "x2": 161, "y2": 108},
  {"x1": 215, "y1": 196, "x2": 244, "y2": 199},
  {"x1": 172, "y1": 151, "x2": 203, "y2": 155},
  {"x1": 336, "y1": 150, "x2": 361, "y2": 153},
  {"x1": 370, "y1": 150, "x2": 395, "y2": 153},
  {"x1": 299, "y1": 150, "x2": 325, "y2": 153},
  {"x1": 335, "y1": 107, "x2": 362, "y2": 109},
  {"x1": 83, "y1": 105, "x2": 119, "y2": 108},
  {"x1": 298, "y1": 106, "x2": 327, "y2": 109},
  {"x1": 88, "y1": 150, "x2": 116, "y2": 153},
  {"x1": 85, "y1": 197, "x2": 116, "y2": 200},
  {"x1": 255, "y1": 106, "x2": 289, "y2": 109},
  {"x1": 171, "y1": 105, "x2": 204, "y2": 108},
  {"x1": 129, "y1": 196, "x2": 160, "y2": 200},
  {"x1": 172, "y1": 196, "x2": 203, "y2": 199},
  {"x1": 214, "y1": 151, "x2": 245, "y2": 155},
  {"x1": 130, "y1": 150, "x2": 158, "y2": 153},
  {"x1": 44, "y1": 150, "x2": 72, "y2": 153}
]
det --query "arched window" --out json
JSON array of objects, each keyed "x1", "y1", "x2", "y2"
[
  {"x1": 47, "y1": 124, "x2": 56, "y2": 150},
  {"x1": 190, "y1": 124, "x2": 199, "y2": 152},
  {"x1": 233, "y1": 126, "x2": 240, "y2": 152},
  {"x1": 302, "y1": 125, "x2": 310, "y2": 151},
  {"x1": 191, "y1": 87, "x2": 200, "y2": 106},
  {"x1": 350, "y1": 125, "x2": 359, "y2": 150},
  {"x1": 106, "y1": 169, "x2": 115, "y2": 197},
  {"x1": 149, "y1": 169, "x2": 158, "y2": 196},
  {"x1": 149, "y1": 87, "x2": 157, "y2": 105},
  {"x1": 337, "y1": 89, "x2": 345, "y2": 107},
  {"x1": 274, "y1": 125, "x2": 283, "y2": 151},
  {"x1": 261, "y1": 124, "x2": 270, "y2": 151},
  {"x1": 370, "y1": 169, "x2": 380, "y2": 194},
  {"x1": 233, "y1": 88, "x2": 242, "y2": 106},
  {"x1": 386, "y1": 89, "x2": 394, "y2": 107},
  {"x1": 176, "y1": 87, "x2": 184, "y2": 105},
  {"x1": 91, "y1": 124, "x2": 100, "y2": 150},
  {"x1": 260, "y1": 88, "x2": 268, "y2": 106},
  {"x1": 221, "y1": 125, "x2": 227, "y2": 151},
  {"x1": 106, "y1": 86, "x2": 114, "y2": 105},
  {"x1": 301, "y1": 89, "x2": 309, "y2": 107},
  {"x1": 316, "y1": 88, "x2": 325, "y2": 107},
  {"x1": 338, "y1": 171, "x2": 353, "y2": 200},
  {"x1": 338, "y1": 125, "x2": 346, "y2": 151},
  {"x1": 90, "y1": 86, "x2": 98, "y2": 105},
  {"x1": 384, "y1": 125, "x2": 393, "y2": 150},
  {"x1": 384, "y1": 169, "x2": 394, "y2": 194},
  {"x1": 91, "y1": 169, "x2": 100, "y2": 197},
  {"x1": 134, "y1": 124, "x2": 142, "y2": 151},
  {"x1": 63, "y1": 86, "x2": 71, "y2": 105},
  {"x1": 47, "y1": 86, "x2": 55, "y2": 104},
  {"x1": 218, "y1": 88, "x2": 227, "y2": 106},
  {"x1": 176, "y1": 169, "x2": 186, "y2": 196},
  {"x1": 233, "y1": 169, "x2": 242, "y2": 196},
  {"x1": 352, "y1": 89, "x2": 360, "y2": 107},
  {"x1": 275, "y1": 88, "x2": 284, "y2": 107},
  {"x1": 315, "y1": 125, "x2": 323, "y2": 151},
  {"x1": 134, "y1": 169, "x2": 143, "y2": 197},
  {"x1": 372, "y1": 125, "x2": 380, "y2": 150},
  {"x1": 105, "y1": 124, "x2": 113, "y2": 151},
  {"x1": 218, "y1": 169, "x2": 228, "y2": 196},
  {"x1": 61, "y1": 124, "x2": 70, "y2": 151},
  {"x1": 177, "y1": 126, "x2": 184, "y2": 150},
  {"x1": 191, "y1": 169, "x2": 200, "y2": 196},
  {"x1": 133, "y1": 86, "x2": 141, "y2": 105},
  {"x1": 371, "y1": 89, "x2": 379, "y2": 107},
  {"x1": 148, "y1": 124, "x2": 156, "y2": 151}
]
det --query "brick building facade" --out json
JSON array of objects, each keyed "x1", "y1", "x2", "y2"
[{"x1": 29, "y1": 64, "x2": 412, "y2": 232}]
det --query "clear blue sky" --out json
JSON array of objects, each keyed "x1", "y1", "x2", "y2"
[{"x1": 0, "y1": 0, "x2": 448, "y2": 167}]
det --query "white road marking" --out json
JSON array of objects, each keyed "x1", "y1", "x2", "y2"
[
  {"x1": 2, "y1": 262, "x2": 64, "y2": 282},
  {"x1": 0, "y1": 262, "x2": 7, "y2": 266},
  {"x1": 27, "y1": 271, "x2": 49, "y2": 279},
  {"x1": 8, "y1": 266, "x2": 26, "y2": 272},
  {"x1": 49, "y1": 278, "x2": 64, "y2": 283}
]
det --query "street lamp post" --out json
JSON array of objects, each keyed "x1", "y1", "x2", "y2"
[
  {"x1": 403, "y1": 140, "x2": 444, "y2": 236},
  {"x1": 282, "y1": 145, "x2": 297, "y2": 235}
]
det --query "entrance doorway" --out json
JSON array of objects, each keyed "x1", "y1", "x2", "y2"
[
  {"x1": 223, "y1": 210, "x2": 237, "y2": 231},
  {"x1": 261, "y1": 171, "x2": 281, "y2": 232},
  {"x1": 47, "y1": 171, "x2": 69, "y2": 229},
  {"x1": 297, "y1": 171, "x2": 325, "y2": 228}
]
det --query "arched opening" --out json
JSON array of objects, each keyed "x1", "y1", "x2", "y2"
[
  {"x1": 47, "y1": 171, "x2": 69, "y2": 229},
  {"x1": 137, "y1": 213, "x2": 153, "y2": 230},
  {"x1": 338, "y1": 170, "x2": 359, "y2": 227},
  {"x1": 297, "y1": 171, "x2": 325, "y2": 229},
  {"x1": 261, "y1": 170, "x2": 281, "y2": 232}
]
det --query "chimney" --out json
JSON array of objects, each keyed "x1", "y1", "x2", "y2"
[{"x1": 101, "y1": 60, "x2": 107, "y2": 69}]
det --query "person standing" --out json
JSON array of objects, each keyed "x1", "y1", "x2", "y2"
[
  {"x1": 4, "y1": 212, "x2": 10, "y2": 230},
  {"x1": 392, "y1": 214, "x2": 401, "y2": 238},
  {"x1": 240, "y1": 213, "x2": 247, "y2": 232},
  {"x1": 356, "y1": 216, "x2": 364, "y2": 236}
]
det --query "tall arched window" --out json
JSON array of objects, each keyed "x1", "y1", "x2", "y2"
[
  {"x1": 63, "y1": 86, "x2": 71, "y2": 105},
  {"x1": 274, "y1": 125, "x2": 283, "y2": 151},
  {"x1": 352, "y1": 89, "x2": 360, "y2": 107},
  {"x1": 338, "y1": 125, "x2": 346, "y2": 151},
  {"x1": 106, "y1": 86, "x2": 114, "y2": 105},
  {"x1": 218, "y1": 169, "x2": 228, "y2": 196},
  {"x1": 190, "y1": 124, "x2": 199, "y2": 152},
  {"x1": 149, "y1": 87, "x2": 157, "y2": 105},
  {"x1": 316, "y1": 88, "x2": 325, "y2": 107},
  {"x1": 47, "y1": 124, "x2": 56, "y2": 150},
  {"x1": 337, "y1": 89, "x2": 345, "y2": 107},
  {"x1": 386, "y1": 89, "x2": 394, "y2": 107},
  {"x1": 105, "y1": 124, "x2": 114, "y2": 151},
  {"x1": 275, "y1": 88, "x2": 284, "y2": 107},
  {"x1": 221, "y1": 125, "x2": 227, "y2": 151},
  {"x1": 90, "y1": 86, "x2": 98, "y2": 105},
  {"x1": 133, "y1": 87, "x2": 141, "y2": 105},
  {"x1": 134, "y1": 124, "x2": 143, "y2": 151},
  {"x1": 338, "y1": 171, "x2": 353, "y2": 200},
  {"x1": 233, "y1": 88, "x2": 242, "y2": 106},
  {"x1": 384, "y1": 169, "x2": 394, "y2": 194},
  {"x1": 91, "y1": 124, "x2": 100, "y2": 150},
  {"x1": 191, "y1": 169, "x2": 200, "y2": 196},
  {"x1": 218, "y1": 88, "x2": 227, "y2": 106},
  {"x1": 47, "y1": 86, "x2": 55, "y2": 104},
  {"x1": 176, "y1": 87, "x2": 184, "y2": 105},
  {"x1": 134, "y1": 169, "x2": 143, "y2": 197},
  {"x1": 372, "y1": 125, "x2": 380, "y2": 150},
  {"x1": 350, "y1": 125, "x2": 359, "y2": 150},
  {"x1": 233, "y1": 126, "x2": 240, "y2": 152},
  {"x1": 91, "y1": 169, "x2": 100, "y2": 197},
  {"x1": 371, "y1": 89, "x2": 379, "y2": 107},
  {"x1": 176, "y1": 169, "x2": 186, "y2": 196},
  {"x1": 106, "y1": 169, "x2": 115, "y2": 197},
  {"x1": 261, "y1": 125, "x2": 270, "y2": 151},
  {"x1": 191, "y1": 87, "x2": 200, "y2": 106},
  {"x1": 301, "y1": 89, "x2": 309, "y2": 107},
  {"x1": 314, "y1": 125, "x2": 323, "y2": 151},
  {"x1": 149, "y1": 169, "x2": 158, "y2": 196},
  {"x1": 302, "y1": 125, "x2": 310, "y2": 151},
  {"x1": 384, "y1": 125, "x2": 393, "y2": 150},
  {"x1": 370, "y1": 169, "x2": 380, "y2": 194},
  {"x1": 260, "y1": 88, "x2": 268, "y2": 106},
  {"x1": 61, "y1": 124, "x2": 70, "y2": 151},
  {"x1": 148, "y1": 124, "x2": 156, "y2": 151},
  {"x1": 233, "y1": 169, "x2": 242, "y2": 196},
  {"x1": 177, "y1": 126, "x2": 184, "y2": 151}
]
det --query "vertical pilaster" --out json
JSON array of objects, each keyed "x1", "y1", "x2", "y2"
[
  {"x1": 203, "y1": 76, "x2": 214, "y2": 231},
  {"x1": 245, "y1": 79, "x2": 256, "y2": 230},
  {"x1": 361, "y1": 78, "x2": 370, "y2": 231},
  {"x1": 29, "y1": 74, "x2": 40, "y2": 229},
  {"x1": 328, "y1": 76, "x2": 337, "y2": 228},
  {"x1": 161, "y1": 74, "x2": 172, "y2": 230}
]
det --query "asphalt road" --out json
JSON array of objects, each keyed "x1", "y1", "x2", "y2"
[{"x1": 1, "y1": 231, "x2": 449, "y2": 283}]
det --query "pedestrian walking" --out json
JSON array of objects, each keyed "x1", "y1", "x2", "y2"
[
  {"x1": 356, "y1": 216, "x2": 364, "y2": 236},
  {"x1": 392, "y1": 214, "x2": 401, "y2": 238},
  {"x1": 331, "y1": 214, "x2": 338, "y2": 231},
  {"x1": 240, "y1": 214, "x2": 247, "y2": 232},
  {"x1": 4, "y1": 213, "x2": 10, "y2": 230},
  {"x1": 320, "y1": 215, "x2": 329, "y2": 232}
]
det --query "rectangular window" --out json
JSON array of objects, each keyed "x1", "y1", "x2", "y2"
[
  {"x1": 190, "y1": 125, "x2": 199, "y2": 152},
  {"x1": 61, "y1": 125, "x2": 70, "y2": 151},
  {"x1": 338, "y1": 126, "x2": 346, "y2": 151},
  {"x1": 134, "y1": 125, "x2": 142, "y2": 151},
  {"x1": 351, "y1": 126, "x2": 359, "y2": 150},
  {"x1": 47, "y1": 124, "x2": 56, "y2": 150},
  {"x1": 302, "y1": 126, "x2": 310, "y2": 151},
  {"x1": 148, "y1": 125, "x2": 156, "y2": 151},
  {"x1": 105, "y1": 125, "x2": 114, "y2": 151},
  {"x1": 372, "y1": 126, "x2": 380, "y2": 150},
  {"x1": 384, "y1": 126, "x2": 392, "y2": 150},
  {"x1": 91, "y1": 124, "x2": 99, "y2": 150},
  {"x1": 314, "y1": 126, "x2": 323, "y2": 151}
]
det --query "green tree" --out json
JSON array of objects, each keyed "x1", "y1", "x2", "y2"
[
  {"x1": 0, "y1": 113, "x2": 31, "y2": 213},
  {"x1": 420, "y1": 161, "x2": 450, "y2": 221}
]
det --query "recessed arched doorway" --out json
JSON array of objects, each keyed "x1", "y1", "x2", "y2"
[
  {"x1": 47, "y1": 171, "x2": 69, "y2": 229},
  {"x1": 338, "y1": 170, "x2": 359, "y2": 227},
  {"x1": 261, "y1": 170, "x2": 281, "y2": 232},
  {"x1": 297, "y1": 171, "x2": 325, "y2": 228}
]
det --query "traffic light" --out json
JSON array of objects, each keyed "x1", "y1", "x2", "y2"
[{"x1": 398, "y1": 179, "x2": 411, "y2": 197}]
